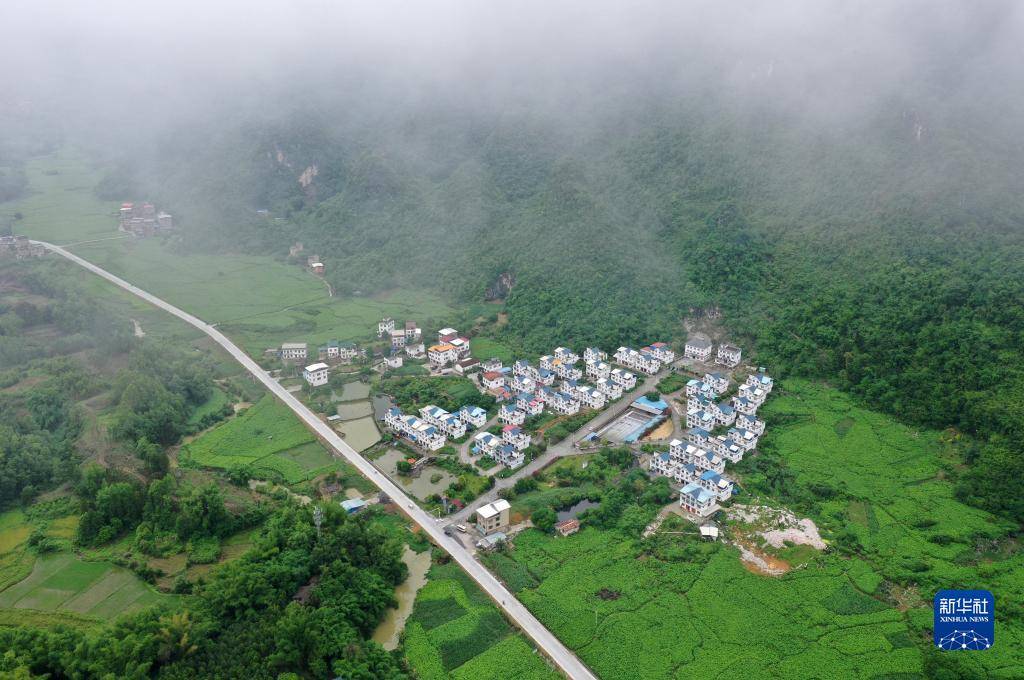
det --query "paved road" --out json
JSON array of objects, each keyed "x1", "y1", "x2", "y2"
[
  {"x1": 36, "y1": 240, "x2": 597, "y2": 680},
  {"x1": 447, "y1": 369, "x2": 668, "y2": 524}
]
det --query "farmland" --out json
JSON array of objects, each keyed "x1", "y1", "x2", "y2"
[
  {"x1": 183, "y1": 393, "x2": 350, "y2": 483},
  {"x1": 486, "y1": 526, "x2": 920, "y2": 679},
  {"x1": 402, "y1": 555, "x2": 560, "y2": 680},
  {"x1": 470, "y1": 337, "x2": 516, "y2": 364}
]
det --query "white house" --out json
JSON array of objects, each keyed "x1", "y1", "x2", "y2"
[
  {"x1": 686, "y1": 408, "x2": 718, "y2": 430},
  {"x1": 459, "y1": 406, "x2": 488, "y2": 429},
  {"x1": 586, "y1": 360, "x2": 611, "y2": 381},
  {"x1": 684, "y1": 336, "x2": 713, "y2": 361},
  {"x1": 732, "y1": 395, "x2": 758, "y2": 416},
  {"x1": 609, "y1": 368, "x2": 637, "y2": 390},
  {"x1": 535, "y1": 368, "x2": 556, "y2": 386},
  {"x1": 419, "y1": 406, "x2": 466, "y2": 439},
  {"x1": 482, "y1": 358, "x2": 503, "y2": 372},
  {"x1": 511, "y1": 375, "x2": 537, "y2": 394},
  {"x1": 386, "y1": 409, "x2": 446, "y2": 451},
  {"x1": 736, "y1": 413, "x2": 765, "y2": 436},
  {"x1": 595, "y1": 378, "x2": 623, "y2": 400},
  {"x1": 481, "y1": 371, "x2": 506, "y2": 391},
  {"x1": 704, "y1": 372, "x2": 729, "y2": 395},
  {"x1": 405, "y1": 342, "x2": 426, "y2": 358},
  {"x1": 679, "y1": 481, "x2": 720, "y2": 518},
  {"x1": 498, "y1": 404, "x2": 526, "y2": 426},
  {"x1": 613, "y1": 347, "x2": 661, "y2": 375},
  {"x1": 728, "y1": 427, "x2": 759, "y2": 452},
  {"x1": 715, "y1": 403, "x2": 736, "y2": 427},
  {"x1": 449, "y1": 337, "x2": 472, "y2": 358},
  {"x1": 583, "y1": 347, "x2": 607, "y2": 364},
  {"x1": 686, "y1": 379, "x2": 716, "y2": 398},
  {"x1": 473, "y1": 431, "x2": 500, "y2": 455},
  {"x1": 303, "y1": 362, "x2": 330, "y2": 387},
  {"x1": 318, "y1": 340, "x2": 358, "y2": 362},
  {"x1": 495, "y1": 443, "x2": 525, "y2": 469},
  {"x1": 427, "y1": 343, "x2": 458, "y2": 367},
  {"x1": 738, "y1": 383, "x2": 768, "y2": 405},
  {"x1": 502, "y1": 425, "x2": 531, "y2": 450},
  {"x1": 454, "y1": 357, "x2": 481, "y2": 375},
  {"x1": 386, "y1": 352, "x2": 403, "y2": 370},
  {"x1": 475, "y1": 499, "x2": 511, "y2": 534},
  {"x1": 698, "y1": 469, "x2": 734, "y2": 502},
  {"x1": 390, "y1": 330, "x2": 408, "y2": 348},
  {"x1": 575, "y1": 385, "x2": 606, "y2": 410},
  {"x1": 515, "y1": 392, "x2": 544, "y2": 416},
  {"x1": 437, "y1": 327, "x2": 459, "y2": 343},
  {"x1": 513, "y1": 359, "x2": 533, "y2": 377},
  {"x1": 554, "y1": 347, "x2": 579, "y2": 365},
  {"x1": 553, "y1": 362, "x2": 582, "y2": 381},
  {"x1": 281, "y1": 342, "x2": 308, "y2": 361},
  {"x1": 644, "y1": 342, "x2": 675, "y2": 364},
  {"x1": 746, "y1": 370, "x2": 774, "y2": 394},
  {"x1": 716, "y1": 343, "x2": 742, "y2": 368},
  {"x1": 378, "y1": 317, "x2": 395, "y2": 337}
]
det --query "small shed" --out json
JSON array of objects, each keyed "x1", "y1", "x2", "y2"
[{"x1": 340, "y1": 498, "x2": 367, "y2": 514}]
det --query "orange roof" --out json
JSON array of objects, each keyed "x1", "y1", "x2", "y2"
[{"x1": 429, "y1": 343, "x2": 454, "y2": 352}]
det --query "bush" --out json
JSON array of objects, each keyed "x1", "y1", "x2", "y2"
[{"x1": 187, "y1": 536, "x2": 222, "y2": 565}]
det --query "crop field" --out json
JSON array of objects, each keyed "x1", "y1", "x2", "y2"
[
  {"x1": 488, "y1": 528, "x2": 921, "y2": 679},
  {"x1": 402, "y1": 557, "x2": 559, "y2": 680},
  {"x1": 1, "y1": 149, "x2": 120, "y2": 244},
  {"x1": 184, "y1": 394, "x2": 347, "y2": 483},
  {"x1": 754, "y1": 379, "x2": 1024, "y2": 676},
  {"x1": 469, "y1": 337, "x2": 515, "y2": 364},
  {"x1": 186, "y1": 386, "x2": 230, "y2": 426},
  {"x1": 0, "y1": 553, "x2": 176, "y2": 621}
]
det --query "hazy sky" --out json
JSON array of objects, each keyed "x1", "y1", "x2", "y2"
[{"x1": 3, "y1": 1, "x2": 1022, "y2": 137}]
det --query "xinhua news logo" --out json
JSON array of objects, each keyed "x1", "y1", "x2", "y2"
[{"x1": 934, "y1": 590, "x2": 994, "y2": 651}]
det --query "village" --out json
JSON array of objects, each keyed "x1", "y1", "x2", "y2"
[
  {"x1": 266, "y1": 313, "x2": 774, "y2": 550},
  {"x1": 117, "y1": 201, "x2": 174, "y2": 237}
]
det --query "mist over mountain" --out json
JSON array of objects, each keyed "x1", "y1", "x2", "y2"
[{"x1": 3, "y1": 0, "x2": 1024, "y2": 523}]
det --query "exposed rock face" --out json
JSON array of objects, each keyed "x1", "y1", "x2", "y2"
[{"x1": 486, "y1": 271, "x2": 515, "y2": 301}]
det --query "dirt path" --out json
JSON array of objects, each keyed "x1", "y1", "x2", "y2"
[{"x1": 131, "y1": 318, "x2": 145, "y2": 338}]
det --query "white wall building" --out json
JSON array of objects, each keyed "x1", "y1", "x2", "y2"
[{"x1": 303, "y1": 362, "x2": 330, "y2": 386}]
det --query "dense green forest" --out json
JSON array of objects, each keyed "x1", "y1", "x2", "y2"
[{"x1": 0, "y1": 504, "x2": 409, "y2": 679}]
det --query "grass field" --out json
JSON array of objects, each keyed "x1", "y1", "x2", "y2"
[
  {"x1": 186, "y1": 386, "x2": 230, "y2": 426},
  {"x1": 0, "y1": 553, "x2": 176, "y2": 621},
  {"x1": 183, "y1": 393, "x2": 358, "y2": 483},
  {"x1": 469, "y1": 337, "x2": 515, "y2": 364},
  {"x1": 486, "y1": 527, "x2": 920, "y2": 680},
  {"x1": 751, "y1": 379, "x2": 1024, "y2": 677},
  {"x1": 402, "y1": 556, "x2": 559, "y2": 680}
]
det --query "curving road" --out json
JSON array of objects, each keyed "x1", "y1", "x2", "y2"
[{"x1": 35, "y1": 240, "x2": 597, "y2": 680}]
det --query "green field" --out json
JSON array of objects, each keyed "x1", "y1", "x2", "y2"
[
  {"x1": 184, "y1": 394, "x2": 347, "y2": 483},
  {"x1": 0, "y1": 553, "x2": 176, "y2": 622},
  {"x1": 469, "y1": 337, "x2": 515, "y2": 364},
  {"x1": 8, "y1": 150, "x2": 457, "y2": 358},
  {"x1": 751, "y1": 380, "x2": 1024, "y2": 677},
  {"x1": 487, "y1": 527, "x2": 919, "y2": 679},
  {"x1": 186, "y1": 386, "x2": 230, "y2": 426},
  {"x1": 402, "y1": 557, "x2": 559, "y2": 680}
]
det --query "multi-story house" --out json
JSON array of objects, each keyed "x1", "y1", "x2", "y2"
[
  {"x1": 650, "y1": 452, "x2": 699, "y2": 485},
  {"x1": 378, "y1": 317, "x2": 395, "y2": 338},
  {"x1": 280, "y1": 342, "x2": 308, "y2": 361},
  {"x1": 698, "y1": 470, "x2": 734, "y2": 502},
  {"x1": 405, "y1": 342, "x2": 426, "y2": 358},
  {"x1": 553, "y1": 362, "x2": 582, "y2": 381},
  {"x1": 535, "y1": 368, "x2": 556, "y2": 386},
  {"x1": 583, "y1": 347, "x2": 607, "y2": 364},
  {"x1": 390, "y1": 330, "x2": 408, "y2": 348},
  {"x1": 687, "y1": 393, "x2": 720, "y2": 418},
  {"x1": 458, "y1": 406, "x2": 488, "y2": 429},
  {"x1": 482, "y1": 358, "x2": 503, "y2": 372},
  {"x1": 644, "y1": 342, "x2": 675, "y2": 364},
  {"x1": 738, "y1": 382, "x2": 768, "y2": 406},
  {"x1": 404, "y1": 321, "x2": 422, "y2": 342},
  {"x1": 716, "y1": 436, "x2": 745, "y2": 463},
  {"x1": 510, "y1": 374, "x2": 536, "y2": 394},
  {"x1": 575, "y1": 385, "x2": 606, "y2": 410},
  {"x1": 554, "y1": 347, "x2": 579, "y2": 365},
  {"x1": 449, "y1": 337, "x2": 472, "y2": 358},
  {"x1": 704, "y1": 372, "x2": 729, "y2": 395},
  {"x1": 736, "y1": 413, "x2": 765, "y2": 436},
  {"x1": 539, "y1": 388, "x2": 579, "y2": 415},
  {"x1": 609, "y1": 368, "x2": 637, "y2": 390},
  {"x1": 419, "y1": 405, "x2": 466, "y2": 438},
  {"x1": 473, "y1": 431, "x2": 500, "y2": 456},
  {"x1": 517, "y1": 393, "x2": 544, "y2": 416},
  {"x1": 318, "y1": 340, "x2": 359, "y2": 362},
  {"x1": 686, "y1": 408, "x2": 718, "y2": 430},
  {"x1": 728, "y1": 427, "x2": 759, "y2": 452},
  {"x1": 716, "y1": 343, "x2": 742, "y2": 368},
  {"x1": 746, "y1": 370, "x2": 773, "y2": 394},
  {"x1": 595, "y1": 378, "x2": 623, "y2": 400},
  {"x1": 481, "y1": 371, "x2": 506, "y2": 391},
  {"x1": 732, "y1": 395, "x2": 758, "y2": 416},
  {"x1": 437, "y1": 327, "x2": 459, "y2": 343},
  {"x1": 686, "y1": 379, "x2": 716, "y2": 398},
  {"x1": 475, "y1": 500, "x2": 511, "y2": 535},
  {"x1": 502, "y1": 425, "x2": 531, "y2": 450},
  {"x1": 586, "y1": 360, "x2": 611, "y2": 381},
  {"x1": 498, "y1": 404, "x2": 526, "y2": 426},
  {"x1": 684, "y1": 337, "x2": 713, "y2": 361},
  {"x1": 684, "y1": 428, "x2": 711, "y2": 449},
  {"x1": 613, "y1": 347, "x2": 661, "y2": 375},
  {"x1": 427, "y1": 343, "x2": 457, "y2": 367},
  {"x1": 679, "y1": 481, "x2": 720, "y2": 518},
  {"x1": 386, "y1": 410, "x2": 446, "y2": 451},
  {"x1": 303, "y1": 362, "x2": 330, "y2": 387},
  {"x1": 513, "y1": 359, "x2": 533, "y2": 377},
  {"x1": 496, "y1": 443, "x2": 525, "y2": 469},
  {"x1": 715, "y1": 403, "x2": 736, "y2": 427}
]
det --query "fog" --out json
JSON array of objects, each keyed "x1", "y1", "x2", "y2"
[{"x1": 4, "y1": 0, "x2": 1023, "y2": 143}]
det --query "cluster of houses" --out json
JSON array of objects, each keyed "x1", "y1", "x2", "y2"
[
  {"x1": 0, "y1": 235, "x2": 45, "y2": 259},
  {"x1": 118, "y1": 202, "x2": 173, "y2": 237},
  {"x1": 383, "y1": 402, "x2": 488, "y2": 450},
  {"x1": 683, "y1": 336, "x2": 742, "y2": 368},
  {"x1": 426, "y1": 327, "x2": 480, "y2": 374},
  {"x1": 612, "y1": 342, "x2": 675, "y2": 375},
  {"x1": 650, "y1": 365, "x2": 773, "y2": 518},
  {"x1": 378, "y1": 317, "x2": 425, "y2": 357}
]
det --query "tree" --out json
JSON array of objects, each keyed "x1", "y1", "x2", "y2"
[{"x1": 531, "y1": 507, "x2": 557, "y2": 533}]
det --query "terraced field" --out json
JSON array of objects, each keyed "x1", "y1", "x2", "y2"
[
  {"x1": 0, "y1": 553, "x2": 176, "y2": 621},
  {"x1": 403, "y1": 557, "x2": 560, "y2": 680}
]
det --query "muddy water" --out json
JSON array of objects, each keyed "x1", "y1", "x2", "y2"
[
  {"x1": 371, "y1": 546, "x2": 431, "y2": 650},
  {"x1": 375, "y1": 449, "x2": 457, "y2": 500}
]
